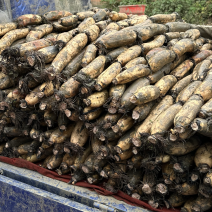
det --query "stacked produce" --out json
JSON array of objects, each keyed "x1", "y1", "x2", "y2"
[{"x1": 1, "y1": 8, "x2": 212, "y2": 211}]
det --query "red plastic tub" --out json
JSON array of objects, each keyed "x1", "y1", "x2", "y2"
[{"x1": 119, "y1": 4, "x2": 146, "y2": 15}]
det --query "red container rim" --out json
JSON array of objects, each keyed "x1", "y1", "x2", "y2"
[{"x1": 118, "y1": 4, "x2": 147, "y2": 7}]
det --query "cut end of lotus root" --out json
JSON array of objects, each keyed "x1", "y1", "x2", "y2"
[
  {"x1": 32, "y1": 133, "x2": 39, "y2": 139},
  {"x1": 82, "y1": 165, "x2": 90, "y2": 174},
  {"x1": 132, "y1": 138, "x2": 142, "y2": 147},
  {"x1": 64, "y1": 147, "x2": 71, "y2": 154},
  {"x1": 191, "y1": 204, "x2": 201, "y2": 212},
  {"x1": 40, "y1": 102, "x2": 47, "y2": 110},
  {"x1": 199, "y1": 164, "x2": 210, "y2": 173},
  {"x1": 131, "y1": 193, "x2": 140, "y2": 200},
  {"x1": 169, "y1": 133, "x2": 178, "y2": 141},
  {"x1": 191, "y1": 122, "x2": 199, "y2": 131},
  {"x1": 174, "y1": 126, "x2": 185, "y2": 134},
  {"x1": 129, "y1": 95, "x2": 137, "y2": 104},
  {"x1": 46, "y1": 120, "x2": 52, "y2": 127},
  {"x1": 103, "y1": 122, "x2": 111, "y2": 129},
  {"x1": 83, "y1": 99, "x2": 91, "y2": 106},
  {"x1": 59, "y1": 102, "x2": 67, "y2": 111},
  {"x1": 70, "y1": 165, "x2": 77, "y2": 171},
  {"x1": 142, "y1": 184, "x2": 152, "y2": 194},
  {"x1": 156, "y1": 183, "x2": 168, "y2": 195},
  {"x1": 112, "y1": 78, "x2": 118, "y2": 85},
  {"x1": 93, "y1": 126, "x2": 99, "y2": 134},
  {"x1": 203, "y1": 177, "x2": 211, "y2": 185},
  {"x1": 173, "y1": 163, "x2": 184, "y2": 173},
  {"x1": 53, "y1": 149, "x2": 58, "y2": 155},
  {"x1": 148, "y1": 135, "x2": 158, "y2": 144},
  {"x1": 198, "y1": 111, "x2": 206, "y2": 119},
  {"x1": 100, "y1": 170, "x2": 108, "y2": 178},
  {"x1": 112, "y1": 125, "x2": 119, "y2": 133},
  {"x1": 95, "y1": 84, "x2": 102, "y2": 91},
  {"x1": 127, "y1": 183, "x2": 134, "y2": 191},
  {"x1": 47, "y1": 164, "x2": 52, "y2": 170},
  {"x1": 132, "y1": 147, "x2": 139, "y2": 155},
  {"x1": 81, "y1": 87, "x2": 89, "y2": 95},
  {"x1": 65, "y1": 109, "x2": 72, "y2": 118},
  {"x1": 37, "y1": 92, "x2": 44, "y2": 99},
  {"x1": 99, "y1": 134, "x2": 106, "y2": 141},
  {"x1": 114, "y1": 155, "x2": 120, "y2": 162},
  {"x1": 56, "y1": 169, "x2": 63, "y2": 175},
  {"x1": 60, "y1": 125, "x2": 67, "y2": 131},
  {"x1": 20, "y1": 100, "x2": 28, "y2": 109},
  {"x1": 148, "y1": 200, "x2": 159, "y2": 209},
  {"x1": 114, "y1": 146, "x2": 123, "y2": 154},
  {"x1": 191, "y1": 173, "x2": 199, "y2": 182},
  {"x1": 164, "y1": 179, "x2": 172, "y2": 185},
  {"x1": 87, "y1": 177, "x2": 96, "y2": 184},
  {"x1": 108, "y1": 107, "x2": 117, "y2": 114},
  {"x1": 132, "y1": 111, "x2": 140, "y2": 120}
]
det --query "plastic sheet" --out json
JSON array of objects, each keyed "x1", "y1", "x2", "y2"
[
  {"x1": 9, "y1": 0, "x2": 92, "y2": 20},
  {"x1": 0, "y1": 0, "x2": 12, "y2": 22},
  {"x1": 10, "y1": 0, "x2": 55, "y2": 20},
  {"x1": 0, "y1": 156, "x2": 180, "y2": 212},
  {"x1": 190, "y1": 24, "x2": 212, "y2": 40}
]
